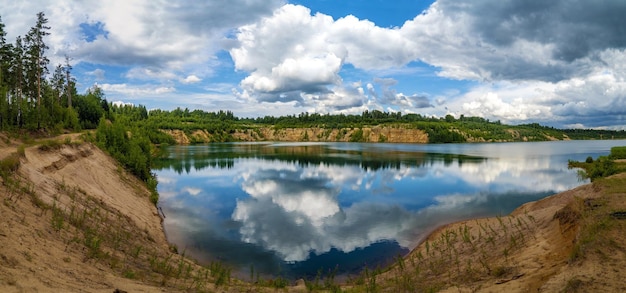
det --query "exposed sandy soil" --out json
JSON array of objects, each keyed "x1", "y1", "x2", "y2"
[
  {"x1": 0, "y1": 135, "x2": 175, "y2": 292},
  {"x1": 1, "y1": 132, "x2": 624, "y2": 292},
  {"x1": 164, "y1": 126, "x2": 429, "y2": 144},
  {"x1": 373, "y1": 173, "x2": 626, "y2": 292}
]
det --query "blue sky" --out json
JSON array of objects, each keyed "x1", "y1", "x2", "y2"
[{"x1": 2, "y1": 0, "x2": 626, "y2": 129}]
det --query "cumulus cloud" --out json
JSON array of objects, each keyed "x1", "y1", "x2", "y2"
[
  {"x1": 0, "y1": 0, "x2": 283, "y2": 81},
  {"x1": 228, "y1": 1, "x2": 626, "y2": 127},
  {"x1": 371, "y1": 77, "x2": 433, "y2": 108},
  {"x1": 401, "y1": 0, "x2": 626, "y2": 82},
  {"x1": 229, "y1": 5, "x2": 418, "y2": 108},
  {"x1": 181, "y1": 75, "x2": 202, "y2": 84}
]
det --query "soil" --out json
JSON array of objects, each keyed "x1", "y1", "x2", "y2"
[
  {"x1": 374, "y1": 173, "x2": 626, "y2": 292},
  {"x1": 1, "y1": 132, "x2": 625, "y2": 292},
  {"x1": 0, "y1": 133, "x2": 175, "y2": 292},
  {"x1": 164, "y1": 126, "x2": 429, "y2": 144}
]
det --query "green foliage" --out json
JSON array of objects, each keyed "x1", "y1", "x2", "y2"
[
  {"x1": 96, "y1": 117, "x2": 159, "y2": 204},
  {"x1": 569, "y1": 156, "x2": 617, "y2": 181},
  {"x1": 610, "y1": 146, "x2": 626, "y2": 159},
  {"x1": 421, "y1": 124, "x2": 466, "y2": 143},
  {"x1": 349, "y1": 128, "x2": 365, "y2": 142},
  {"x1": 74, "y1": 87, "x2": 105, "y2": 129},
  {"x1": 208, "y1": 261, "x2": 231, "y2": 287},
  {"x1": 38, "y1": 139, "x2": 63, "y2": 151},
  {"x1": 0, "y1": 152, "x2": 20, "y2": 179}
]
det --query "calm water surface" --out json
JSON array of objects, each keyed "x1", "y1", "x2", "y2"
[{"x1": 153, "y1": 140, "x2": 626, "y2": 279}]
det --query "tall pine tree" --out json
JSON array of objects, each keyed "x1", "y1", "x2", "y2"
[{"x1": 24, "y1": 12, "x2": 50, "y2": 129}]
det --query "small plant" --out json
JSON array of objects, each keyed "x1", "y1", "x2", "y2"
[
  {"x1": 38, "y1": 139, "x2": 64, "y2": 151},
  {"x1": 563, "y1": 277, "x2": 584, "y2": 292},
  {"x1": 0, "y1": 153, "x2": 21, "y2": 179},
  {"x1": 84, "y1": 229, "x2": 103, "y2": 259},
  {"x1": 132, "y1": 245, "x2": 143, "y2": 258},
  {"x1": 17, "y1": 145, "x2": 25, "y2": 157},
  {"x1": 209, "y1": 261, "x2": 231, "y2": 287},
  {"x1": 123, "y1": 269, "x2": 136, "y2": 279},
  {"x1": 491, "y1": 266, "x2": 511, "y2": 278},
  {"x1": 51, "y1": 202, "x2": 65, "y2": 231}
]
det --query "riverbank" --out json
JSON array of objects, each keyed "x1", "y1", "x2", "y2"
[{"x1": 1, "y1": 132, "x2": 625, "y2": 292}]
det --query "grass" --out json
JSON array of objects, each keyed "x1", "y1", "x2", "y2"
[
  {"x1": 0, "y1": 152, "x2": 21, "y2": 179},
  {"x1": 341, "y1": 211, "x2": 539, "y2": 292},
  {"x1": 0, "y1": 159, "x2": 223, "y2": 292}
]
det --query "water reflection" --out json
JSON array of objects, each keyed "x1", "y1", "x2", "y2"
[{"x1": 154, "y1": 141, "x2": 626, "y2": 279}]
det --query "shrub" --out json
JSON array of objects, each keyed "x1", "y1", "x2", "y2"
[
  {"x1": 610, "y1": 146, "x2": 626, "y2": 159},
  {"x1": 583, "y1": 156, "x2": 616, "y2": 181},
  {"x1": 0, "y1": 153, "x2": 21, "y2": 177}
]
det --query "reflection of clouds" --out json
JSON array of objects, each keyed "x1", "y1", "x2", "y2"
[
  {"x1": 183, "y1": 187, "x2": 203, "y2": 196},
  {"x1": 444, "y1": 157, "x2": 582, "y2": 193},
  {"x1": 157, "y1": 175, "x2": 176, "y2": 184},
  {"x1": 233, "y1": 166, "x2": 417, "y2": 262},
  {"x1": 303, "y1": 164, "x2": 364, "y2": 191},
  {"x1": 230, "y1": 154, "x2": 581, "y2": 261}
]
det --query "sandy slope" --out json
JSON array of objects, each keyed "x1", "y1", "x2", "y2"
[
  {"x1": 375, "y1": 173, "x2": 626, "y2": 292},
  {"x1": 0, "y1": 136, "x2": 175, "y2": 292}
]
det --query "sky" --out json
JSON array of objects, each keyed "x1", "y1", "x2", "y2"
[{"x1": 1, "y1": 0, "x2": 625, "y2": 129}]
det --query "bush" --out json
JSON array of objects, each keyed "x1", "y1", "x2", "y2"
[
  {"x1": 585, "y1": 156, "x2": 616, "y2": 181},
  {"x1": 585, "y1": 156, "x2": 594, "y2": 163},
  {"x1": 350, "y1": 129, "x2": 365, "y2": 142},
  {"x1": 0, "y1": 153, "x2": 21, "y2": 178},
  {"x1": 610, "y1": 146, "x2": 626, "y2": 159}
]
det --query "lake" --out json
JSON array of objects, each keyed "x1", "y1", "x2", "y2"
[{"x1": 153, "y1": 140, "x2": 626, "y2": 280}]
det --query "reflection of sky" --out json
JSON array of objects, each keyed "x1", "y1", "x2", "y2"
[{"x1": 155, "y1": 140, "x2": 626, "y2": 278}]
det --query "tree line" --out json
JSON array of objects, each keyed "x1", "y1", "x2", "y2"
[{"x1": 0, "y1": 12, "x2": 107, "y2": 132}]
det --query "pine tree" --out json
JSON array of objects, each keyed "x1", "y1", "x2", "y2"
[
  {"x1": 24, "y1": 12, "x2": 50, "y2": 129},
  {"x1": 64, "y1": 55, "x2": 74, "y2": 108},
  {"x1": 0, "y1": 16, "x2": 7, "y2": 129},
  {"x1": 10, "y1": 36, "x2": 25, "y2": 127}
]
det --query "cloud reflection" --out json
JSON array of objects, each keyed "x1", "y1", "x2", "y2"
[
  {"x1": 229, "y1": 150, "x2": 583, "y2": 262},
  {"x1": 233, "y1": 167, "x2": 417, "y2": 262}
]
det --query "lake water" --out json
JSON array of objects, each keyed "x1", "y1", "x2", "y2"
[{"x1": 153, "y1": 140, "x2": 626, "y2": 280}]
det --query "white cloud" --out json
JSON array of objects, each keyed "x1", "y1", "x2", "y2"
[
  {"x1": 100, "y1": 83, "x2": 176, "y2": 96},
  {"x1": 228, "y1": 2, "x2": 626, "y2": 127},
  {"x1": 0, "y1": 0, "x2": 283, "y2": 86},
  {"x1": 182, "y1": 75, "x2": 202, "y2": 84},
  {"x1": 125, "y1": 67, "x2": 178, "y2": 81},
  {"x1": 85, "y1": 68, "x2": 105, "y2": 80},
  {"x1": 111, "y1": 100, "x2": 134, "y2": 107}
]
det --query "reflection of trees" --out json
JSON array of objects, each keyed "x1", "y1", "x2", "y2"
[{"x1": 153, "y1": 144, "x2": 486, "y2": 174}]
